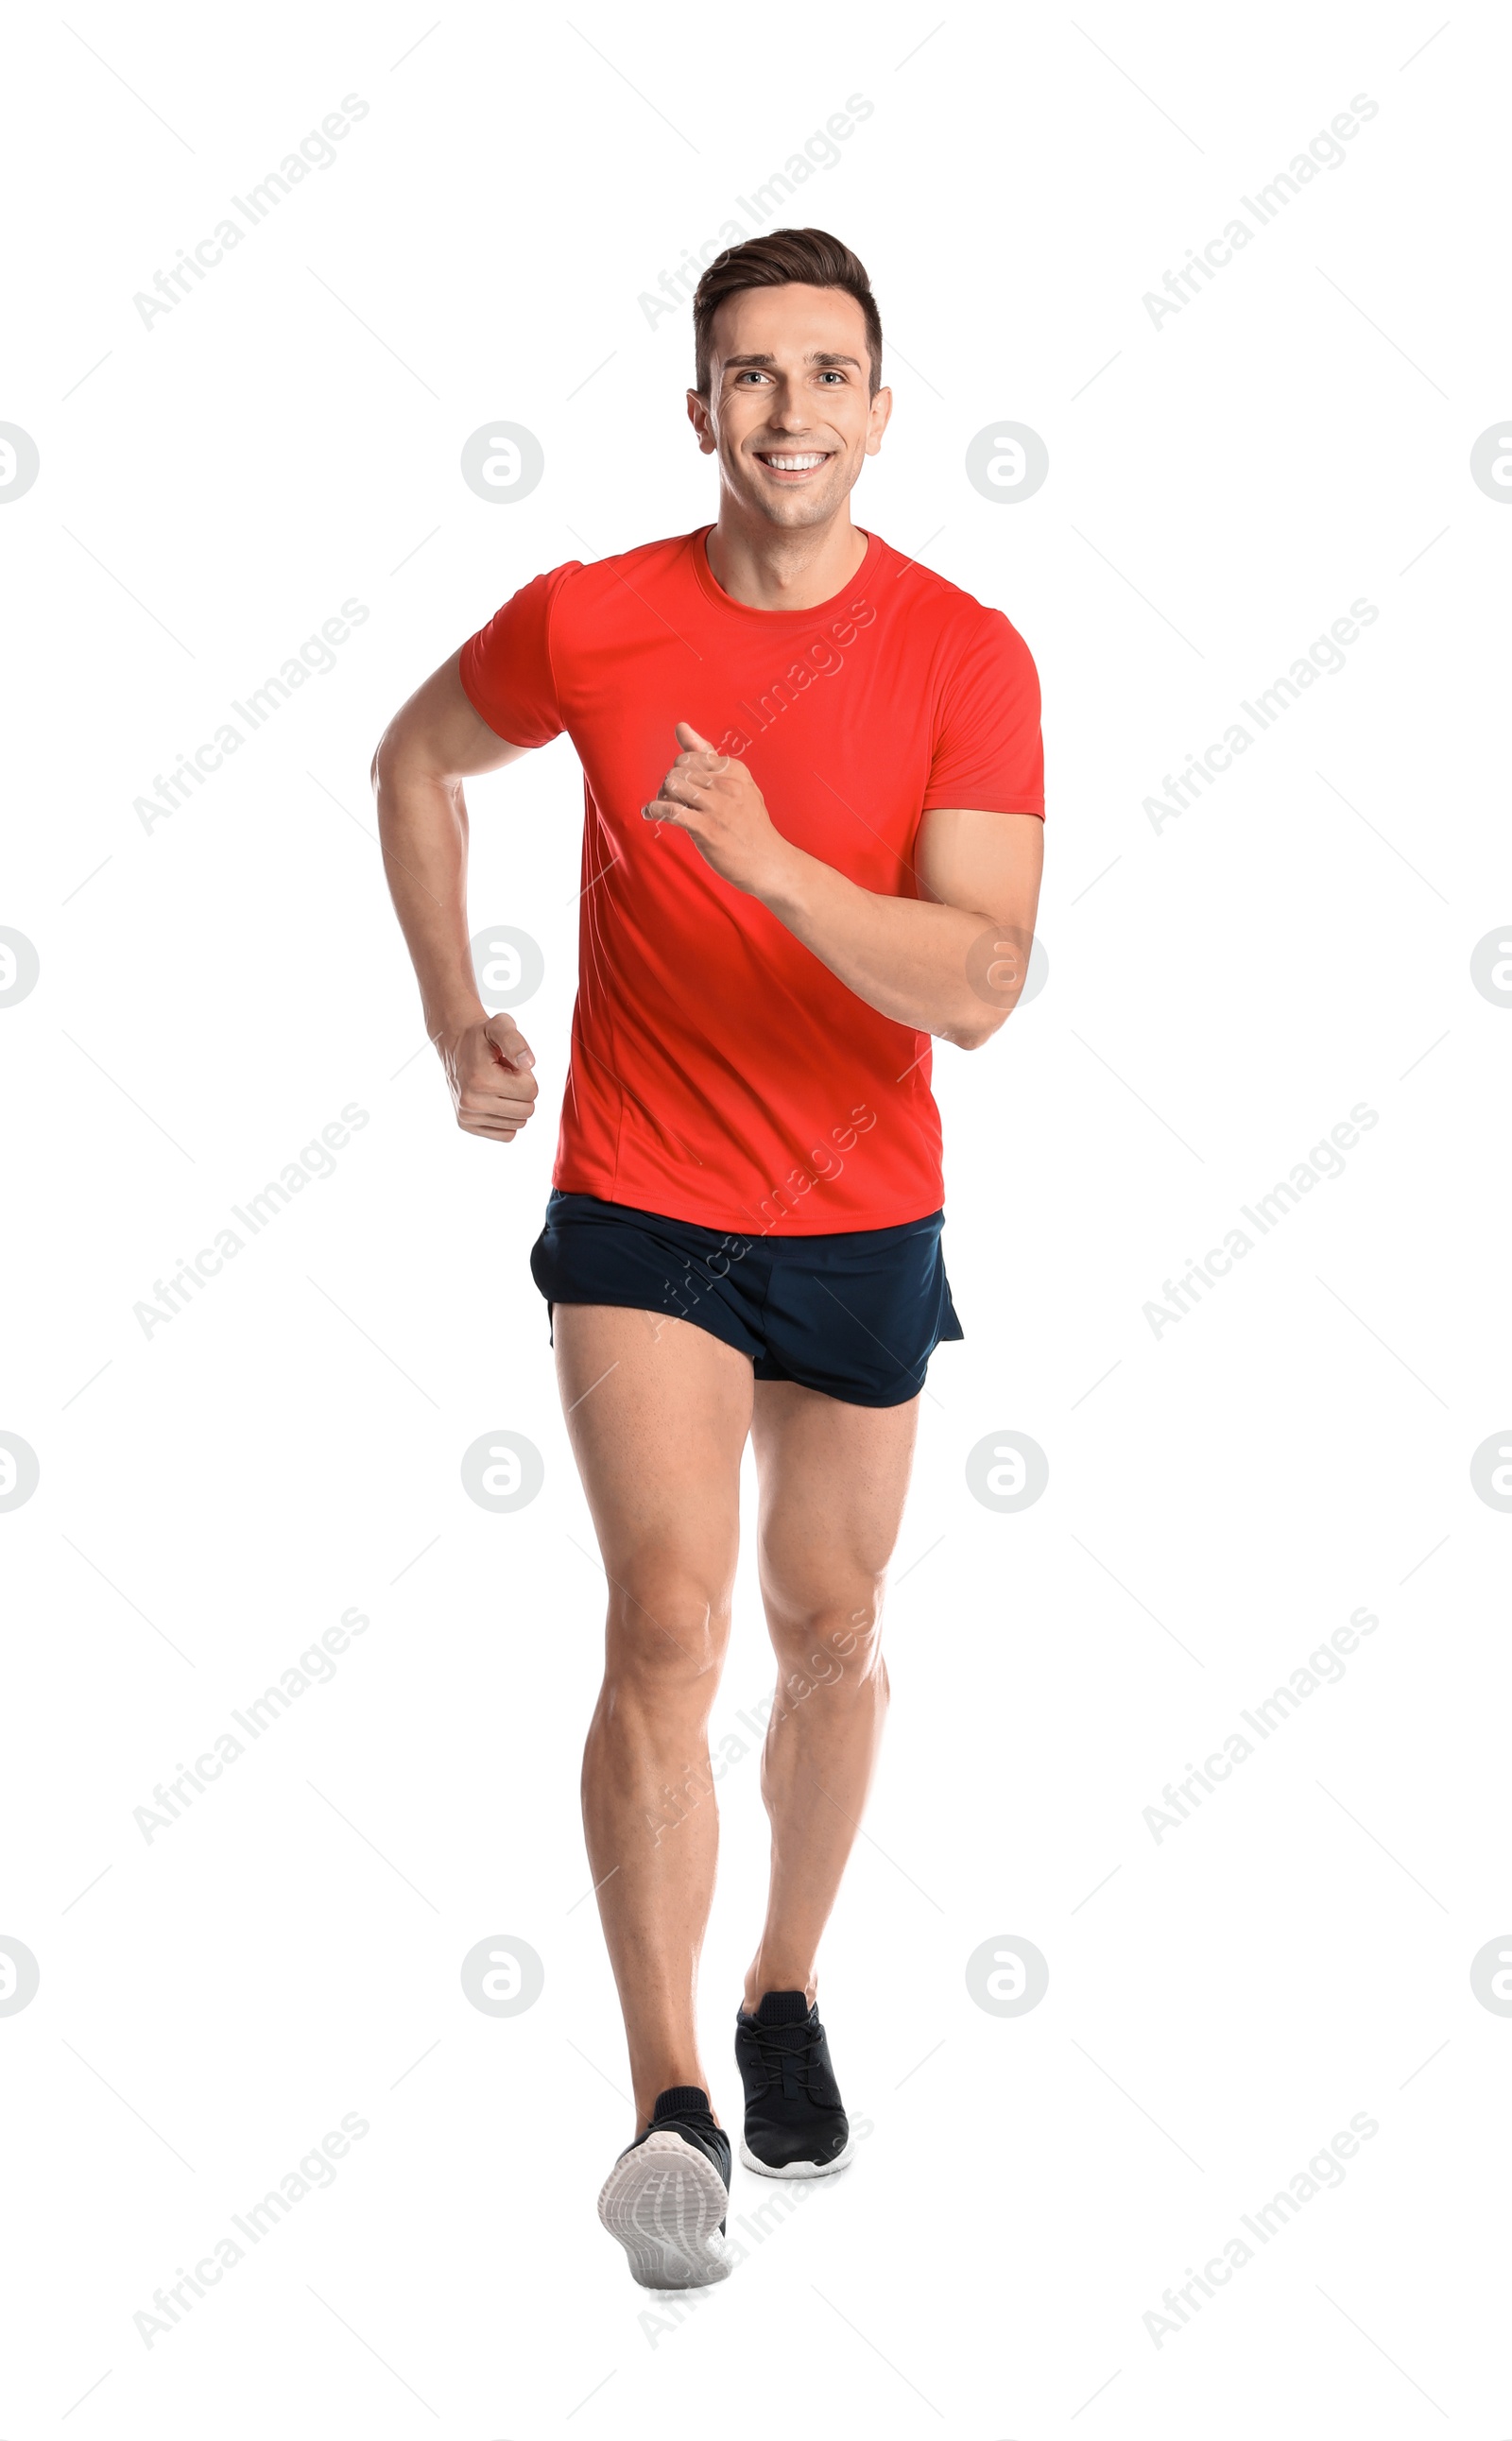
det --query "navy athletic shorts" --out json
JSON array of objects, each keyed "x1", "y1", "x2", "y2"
[{"x1": 529, "y1": 1190, "x2": 964, "y2": 1408}]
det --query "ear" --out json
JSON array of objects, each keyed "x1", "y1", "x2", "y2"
[{"x1": 686, "y1": 390, "x2": 717, "y2": 456}]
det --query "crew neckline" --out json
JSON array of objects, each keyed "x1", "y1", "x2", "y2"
[{"x1": 689, "y1": 524, "x2": 880, "y2": 620}]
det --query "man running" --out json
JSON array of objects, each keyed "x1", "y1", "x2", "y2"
[{"x1": 372, "y1": 228, "x2": 1043, "y2": 2290}]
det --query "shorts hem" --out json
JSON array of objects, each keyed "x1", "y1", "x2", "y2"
[
  {"x1": 546, "y1": 1298, "x2": 952, "y2": 1403},
  {"x1": 752, "y1": 1367, "x2": 935, "y2": 1408},
  {"x1": 542, "y1": 1294, "x2": 761, "y2": 1367}
]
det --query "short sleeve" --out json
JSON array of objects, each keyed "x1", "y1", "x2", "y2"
[
  {"x1": 921, "y1": 610, "x2": 1044, "y2": 817},
  {"x1": 457, "y1": 562, "x2": 580, "y2": 748}
]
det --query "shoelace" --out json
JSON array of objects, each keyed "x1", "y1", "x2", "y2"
[{"x1": 746, "y1": 2016, "x2": 826, "y2": 2104}]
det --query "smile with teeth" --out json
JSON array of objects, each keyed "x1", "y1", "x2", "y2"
[{"x1": 756, "y1": 451, "x2": 831, "y2": 472}]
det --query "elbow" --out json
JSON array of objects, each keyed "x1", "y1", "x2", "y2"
[
  {"x1": 948, "y1": 1007, "x2": 1010, "y2": 1052},
  {"x1": 369, "y1": 725, "x2": 394, "y2": 801},
  {"x1": 370, "y1": 725, "x2": 422, "y2": 815},
  {"x1": 372, "y1": 721, "x2": 454, "y2": 808},
  {"x1": 948, "y1": 915, "x2": 1033, "y2": 1048}
]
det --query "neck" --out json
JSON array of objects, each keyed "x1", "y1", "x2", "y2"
[{"x1": 704, "y1": 507, "x2": 868, "y2": 610}]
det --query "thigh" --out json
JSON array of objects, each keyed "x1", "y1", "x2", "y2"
[
  {"x1": 554, "y1": 1305, "x2": 754, "y2": 1586},
  {"x1": 750, "y1": 1380, "x2": 919, "y2": 1607}
]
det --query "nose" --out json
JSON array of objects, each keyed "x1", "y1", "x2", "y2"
[{"x1": 765, "y1": 391, "x2": 814, "y2": 433}]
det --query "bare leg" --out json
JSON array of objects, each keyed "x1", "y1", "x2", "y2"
[
  {"x1": 742, "y1": 1382, "x2": 919, "y2": 2012},
  {"x1": 555, "y1": 1305, "x2": 753, "y2": 2129}
]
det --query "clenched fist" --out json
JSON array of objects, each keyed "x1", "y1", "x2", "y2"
[
  {"x1": 643, "y1": 722, "x2": 793, "y2": 898},
  {"x1": 436, "y1": 1013, "x2": 539, "y2": 1142}
]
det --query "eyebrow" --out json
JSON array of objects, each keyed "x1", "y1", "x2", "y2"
[{"x1": 721, "y1": 351, "x2": 863, "y2": 371}]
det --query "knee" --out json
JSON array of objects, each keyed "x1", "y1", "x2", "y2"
[
  {"x1": 604, "y1": 1566, "x2": 730, "y2": 1700},
  {"x1": 768, "y1": 1587, "x2": 886, "y2": 1695}
]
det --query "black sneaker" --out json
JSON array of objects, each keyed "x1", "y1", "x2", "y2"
[
  {"x1": 735, "y1": 1992, "x2": 852, "y2": 2178},
  {"x1": 596, "y1": 2086, "x2": 732, "y2": 2288}
]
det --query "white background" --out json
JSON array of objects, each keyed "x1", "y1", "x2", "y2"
[{"x1": 4, "y1": 0, "x2": 1510, "y2": 2431}]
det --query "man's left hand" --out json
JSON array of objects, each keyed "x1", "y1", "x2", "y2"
[{"x1": 643, "y1": 723, "x2": 792, "y2": 898}]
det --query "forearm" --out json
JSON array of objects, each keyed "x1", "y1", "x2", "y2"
[
  {"x1": 372, "y1": 757, "x2": 488, "y2": 1039},
  {"x1": 758, "y1": 843, "x2": 1016, "y2": 1049}
]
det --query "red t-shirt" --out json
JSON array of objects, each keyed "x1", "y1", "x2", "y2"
[{"x1": 459, "y1": 526, "x2": 1042, "y2": 1235}]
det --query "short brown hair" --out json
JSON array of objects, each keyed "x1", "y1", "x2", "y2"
[{"x1": 692, "y1": 228, "x2": 883, "y2": 398}]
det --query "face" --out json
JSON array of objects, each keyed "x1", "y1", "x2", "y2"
[{"x1": 688, "y1": 284, "x2": 891, "y2": 529}]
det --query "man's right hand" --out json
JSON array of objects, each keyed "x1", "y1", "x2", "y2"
[{"x1": 437, "y1": 1013, "x2": 540, "y2": 1142}]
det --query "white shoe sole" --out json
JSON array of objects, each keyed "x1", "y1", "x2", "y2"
[
  {"x1": 597, "y1": 2130, "x2": 732, "y2": 2289},
  {"x1": 740, "y1": 2134, "x2": 855, "y2": 2180}
]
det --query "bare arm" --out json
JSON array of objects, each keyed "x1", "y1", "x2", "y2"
[
  {"x1": 763, "y1": 801, "x2": 1042, "y2": 1048},
  {"x1": 370, "y1": 652, "x2": 541, "y2": 1139},
  {"x1": 644, "y1": 723, "x2": 1043, "y2": 1049}
]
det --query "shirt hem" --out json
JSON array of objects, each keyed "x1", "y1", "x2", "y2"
[
  {"x1": 550, "y1": 1166, "x2": 947, "y2": 1238},
  {"x1": 918, "y1": 794, "x2": 1045, "y2": 817}
]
